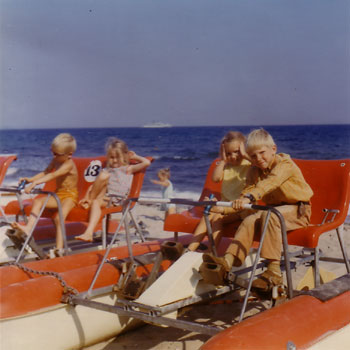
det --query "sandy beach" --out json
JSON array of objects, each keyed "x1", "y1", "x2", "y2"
[{"x1": 79, "y1": 202, "x2": 350, "y2": 350}]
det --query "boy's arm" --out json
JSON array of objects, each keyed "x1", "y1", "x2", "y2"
[
  {"x1": 127, "y1": 152, "x2": 151, "y2": 174},
  {"x1": 28, "y1": 160, "x2": 74, "y2": 188},
  {"x1": 23, "y1": 161, "x2": 55, "y2": 184},
  {"x1": 23, "y1": 171, "x2": 46, "y2": 184},
  {"x1": 21, "y1": 162, "x2": 55, "y2": 192}
]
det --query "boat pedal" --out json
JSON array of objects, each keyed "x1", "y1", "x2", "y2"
[
  {"x1": 272, "y1": 285, "x2": 288, "y2": 306},
  {"x1": 5, "y1": 228, "x2": 25, "y2": 249},
  {"x1": 199, "y1": 262, "x2": 226, "y2": 286},
  {"x1": 118, "y1": 274, "x2": 146, "y2": 300},
  {"x1": 160, "y1": 241, "x2": 183, "y2": 260},
  {"x1": 113, "y1": 261, "x2": 146, "y2": 300},
  {"x1": 251, "y1": 284, "x2": 287, "y2": 305},
  {"x1": 5, "y1": 228, "x2": 46, "y2": 259}
]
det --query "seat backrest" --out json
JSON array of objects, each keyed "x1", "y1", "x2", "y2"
[
  {"x1": 198, "y1": 158, "x2": 222, "y2": 200},
  {"x1": 42, "y1": 156, "x2": 153, "y2": 201},
  {"x1": 0, "y1": 155, "x2": 17, "y2": 185},
  {"x1": 293, "y1": 159, "x2": 350, "y2": 226},
  {"x1": 128, "y1": 157, "x2": 153, "y2": 199},
  {"x1": 42, "y1": 156, "x2": 107, "y2": 200}
]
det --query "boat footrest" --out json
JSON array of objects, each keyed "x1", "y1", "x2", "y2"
[
  {"x1": 160, "y1": 241, "x2": 184, "y2": 260},
  {"x1": 199, "y1": 262, "x2": 226, "y2": 286},
  {"x1": 5, "y1": 228, "x2": 46, "y2": 259}
]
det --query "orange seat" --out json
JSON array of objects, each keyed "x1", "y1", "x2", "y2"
[
  {"x1": 0, "y1": 154, "x2": 17, "y2": 186},
  {"x1": 285, "y1": 159, "x2": 350, "y2": 284},
  {"x1": 163, "y1": 158, "x2": 240, "y2": 238},
  {"x1": 4, "y1": 156, "x2": 153, "y2": 245},
  {"x1": 0, "y1": 154, "x2": 18, "y2": 220},
  {"x1": 244, "y1": 159, "x2": 350, "y2": 290},
  {"x1": 288, "y1": 159, "x2": 350, "y2": 247},
  {"x1": 5, "y1": 156, "x2": 107, "y2": 219}
]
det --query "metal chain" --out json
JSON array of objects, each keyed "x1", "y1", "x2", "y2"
[{"x1": 7, "y1": 261, "x2": 79, "y2": 296}]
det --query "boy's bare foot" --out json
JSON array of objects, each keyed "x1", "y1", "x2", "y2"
[
  {"x1": 11, "y1": 222, "x2": 30, "y2": 235},
  {"x1": 75, "y1": 233, "x2": 93, "y2": 242}
]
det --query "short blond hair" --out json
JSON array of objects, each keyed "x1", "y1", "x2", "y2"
[
  {"x1": 246, "y1": 128, "x2": 275, "y2": 153},
  {"x1": 51, "y1": 133, "x2": 77, "y2": 154}
]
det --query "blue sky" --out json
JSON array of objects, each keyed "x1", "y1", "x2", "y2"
[{"x1": 1, "y1": 0, "x2": 349, "y2": 129}]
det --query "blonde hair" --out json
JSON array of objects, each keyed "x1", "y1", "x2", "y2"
[
  {"x1": 221, "y1": 131, "x2": 246, "y2": 145},
  {"x1": 51, "y1": 133, "x2": 77, "y2": 154},
  {"x1": 105, "y1": 137, "x2": 129, "y2": 166},
  {"x1": 246, "y1": 128, "x2": 275, "y2": 153},
  {"x1": 158, "y1": 168, "x2": 171, "y2": 179}
]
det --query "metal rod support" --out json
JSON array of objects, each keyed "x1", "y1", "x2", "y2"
[
  {"x1": 86, "y1": 200, "x2": 132, "y2": 297},
  {"x1": 71, "y1": 296, "x2": 222, "y2": 336},
  {"x1": 239, "y1": 209, "x2": 272, "y2": 322}
]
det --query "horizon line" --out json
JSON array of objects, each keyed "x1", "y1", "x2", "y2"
[{"x1": 1, "y1": 123, "x2": 350, "y2": 131}]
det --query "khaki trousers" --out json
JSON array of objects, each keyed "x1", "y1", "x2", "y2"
[{"x1": 226, "y1": 204, "x2": 311, "y2": 263}]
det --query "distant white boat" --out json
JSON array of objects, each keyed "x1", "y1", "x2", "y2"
[{"x1": 143, "y1": 121, "x2": 172, "y2": 128}]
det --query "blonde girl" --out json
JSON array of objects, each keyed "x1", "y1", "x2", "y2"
[
  {"x1": 75, "y1": 137, "x2": 150, "y2": 242},
  {"x1": 187, "y1": 131, "x2": 251, "y2": 252}
]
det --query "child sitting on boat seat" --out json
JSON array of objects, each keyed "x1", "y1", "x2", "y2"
[
  {"x1": 151, "y1": 168, "x2": 176, "y2": 219},
  {"x1": 12, "y1": 133, "x2": 78, "y2": 255},
  {"x1": 200, "y1": 128, "x2": 313, "y2": 291},
  {"x1": 187, "y1": 131, "x2": 251, "y2": 252},
  {"x1": 75, "y1": 137, "x2": 151, "y2": 242}
]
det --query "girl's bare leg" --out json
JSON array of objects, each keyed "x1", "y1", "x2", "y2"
[
  {"x1": 75, "y1": 198, "x2": 107, "y2": 242},
  {"x1": 211, "y1": 214, "x2": 225, "y2": 248},
  {"x1": 187, "y1": 213, "x2": 215, "y2": 251},
  {"x1": 89, "y1": 174, "x2": 108, "y2": 200}
]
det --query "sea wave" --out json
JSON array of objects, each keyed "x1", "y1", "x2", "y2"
[{"x1": 3, "y1": 167, "x2": 18, "y2": 177}]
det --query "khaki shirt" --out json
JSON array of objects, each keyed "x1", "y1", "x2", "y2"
[{"x1": 242, "y1": 153, "x2": 313, "y2": 205}]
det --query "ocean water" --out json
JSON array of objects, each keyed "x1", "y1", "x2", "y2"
[{"x1": 0, "y1": 125, "x2": 349, "y2": 199}]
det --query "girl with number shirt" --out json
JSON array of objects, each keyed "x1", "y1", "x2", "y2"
[{"x1": 75, "y1": 137, "x2": 150, "y2": 242}]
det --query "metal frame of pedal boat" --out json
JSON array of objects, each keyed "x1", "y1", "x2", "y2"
[
  {"x1": 0, "y1": 186, "x2": 68, "y2": 260},
  {"x1": 1, "y1": 187, "x2": 148, "y2": 263},
  {"x1": 65, "y1": 197, "x2": 295, "y2": 335}
]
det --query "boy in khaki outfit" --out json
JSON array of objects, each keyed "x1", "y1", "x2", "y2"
[{"x1": 201, "y1": 128, "x2": 313, "y2": 290}]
